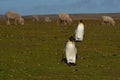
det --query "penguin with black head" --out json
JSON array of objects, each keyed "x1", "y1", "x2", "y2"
[
  {"x1": 75, "y1": 20, "x2": 84, "y2": 42},
  {"x1": 65, "y1": 36, "x2": 77, "y2": 66}
]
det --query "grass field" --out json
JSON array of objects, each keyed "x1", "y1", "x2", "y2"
[{"x1": 0, "y1": 19, "x2": 120, "y2": 80}]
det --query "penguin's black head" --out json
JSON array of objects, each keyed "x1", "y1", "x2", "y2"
[
  {"x1": 80, "y1": 20, "x2": 83, "y2": 23},
  {"x1": 69, "y1": 36, "x2": 75, "y2": 42}
]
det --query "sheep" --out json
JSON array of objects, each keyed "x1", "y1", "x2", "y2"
[
  {"x1": 6, "y1": 11, "x2": 24, "y2": 25},
  {"x1": 102, "y1": 16, "x2": 115, "y2": 26},
  {"x1": 57, "y1": 13, "x2": 72, "y2": 25},
  {"x1": 44, "y1": 17, "x2": 51, "y2": 22},
  {"x1": 32, "y1": 15, "x2": 39, "y2": 22}
]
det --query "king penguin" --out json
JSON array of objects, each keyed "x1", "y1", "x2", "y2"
[
  {"x1": 65, "y1": 36, "x2": 77, "y2": 66},
  {"x1": 75, "y1": 20, "x2": 84, "y2": 42}
]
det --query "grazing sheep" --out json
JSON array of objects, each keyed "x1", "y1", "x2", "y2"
[
  {"x1": 44, "y1": 17, "x2": 51, "y2": 22},
  {"x1": 102, "y1": 16, "x2": 115, "y2": 26},
  {"x1": 58, "y1": 13, "x2": 72, "y2": 25},
  {"x1": 64, "y1": 36, "x2": 77, "y2": 66},
  {"x1": 6, "y1": 11, "x2": 24, "y2": 25},
  {"x1": 32, "y1": 15, "x2": 39, "y2": 22},
  {"x1": 75, "y1": 20, "x2": 84, "y2": 42}
]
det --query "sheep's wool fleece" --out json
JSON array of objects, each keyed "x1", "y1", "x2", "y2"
[
  {"x1": 75, "y1": 23, "x2": 84, "y2": 41},
  {"x1": 65, "y1": 41, "x2": 77, "y2": 64}
]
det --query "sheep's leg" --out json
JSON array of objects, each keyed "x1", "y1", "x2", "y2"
[
  {"x1": 6, "y1": 18, "x2": 10, "y2": 25},
  {"x1": 57, "y1": 19, "x2": 60, "y2": 25},
  {"x1": 15, "y1": 19, "x2": 17, "y2": 25},
  {"x1": 64, "y1": 21, "x2": 67, "y2": 25}
]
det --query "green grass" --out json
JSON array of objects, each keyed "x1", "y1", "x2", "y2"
[{"x1": 0, "y1": 20, "x2": 120, "y2": 80}]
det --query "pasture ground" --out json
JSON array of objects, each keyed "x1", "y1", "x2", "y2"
[{"x1": 0, "y1": 19, "x2": 120, "y2": 80}]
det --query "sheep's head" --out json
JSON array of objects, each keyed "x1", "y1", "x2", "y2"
[
  {"x1": 19, "y1": 17, "x2": 24, "y2": 25},
  {"x1": 67, "y1": 18, "x2": 72, "y2": 24}
]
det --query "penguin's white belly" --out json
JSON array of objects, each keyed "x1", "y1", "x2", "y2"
[
  {"x1": 66, "y1": 44, "x2": 76, "y2": 63},
  {"x1": 75, "y1": 25, "x2": 84, "y2": 41}
]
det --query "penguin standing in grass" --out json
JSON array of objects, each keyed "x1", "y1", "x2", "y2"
[
  {"x1": 75, "y1": 20, "x2": 84, "y2": 42},
  {"x1": 65, "y1": 36, "x2": 77, "y2": 66}
]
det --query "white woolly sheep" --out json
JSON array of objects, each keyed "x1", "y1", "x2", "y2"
[
  {"x1": 102, "y1": 16, "x2": 115, "y2": 26},
  {"x1": 44, "y1": 17, "x2": 51, "y2": 22},
  {"x1": 58, "y1": 13, "x2": 72, "y2": 25},
  {"x1": 32, "y1": 15, "x2": 39, "y2": 22},
  {"x1": 6, "y1": 11, "x2": 24, "y2": 25}
]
